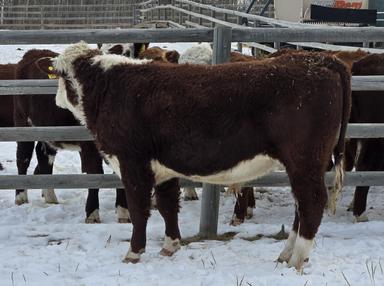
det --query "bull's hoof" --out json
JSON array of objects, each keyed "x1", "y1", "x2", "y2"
[
  {"x1": 123, "y1": 248, "x2": 144, "y2": 263},
  {"x1": 183, "y1": 188, "x2": 199, "y2": 201},
  {"x1": 184, "y1": 196, "x2": 199, "y2": 201},
  {"x1": 117, "y1": 206, "x2": 130, "y2": 223},
  {"x1": 85, "y1": 209, "x2": 101, "y2": 224},
  {"x1": 42, "y1": 189, "x2": 59, "y2": 204},
  {"x1": 122, "y1": 256, "x2": 140, "y2": 264},
  {"x1": 15, "y1": 192, "x2": 28, "y2": 205},
  {"x1": 160, "y1": 248, "x2": 176, "y2": 257},
  {"x1": 160, "y1": 236, "x2": 181, "y2": 257},
  {"x1": 246, "y1": 207, "x2": 254, "y2": 219},
  {"x1": 230, "y1": 215, "x2": 244, "y2": 226},
  {"x1": 354, "y1": 213, "x2": 369, "y2": 223}
]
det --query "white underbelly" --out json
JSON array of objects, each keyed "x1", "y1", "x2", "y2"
[{"x1": 151, "y1": 154, "x2": 282, "y2": 185}]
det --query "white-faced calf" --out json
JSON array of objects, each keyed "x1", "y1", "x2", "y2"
[{"x1": 39, "y1": 42, "x2": 351, "y2": 271}]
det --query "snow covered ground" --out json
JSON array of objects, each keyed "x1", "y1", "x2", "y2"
[{"x1": 0, "y1": 43, "x2": 384, "y2": 286}]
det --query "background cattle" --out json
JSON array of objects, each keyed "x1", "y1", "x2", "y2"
[
  {"x1": 13, "y1": 49, "x2": 129, "y2": 223},
  {"x1": 45, "y1": 42, "x2": 351, "y2": 270},
  {"x1": 0, "y1": 63, "x2": 17, "y2": 170},
  {"x1": 98, "y1": 42, "x2": 149, "y2": 58},
  {"x1": 347, "y1": 53, "x2": 384, "y2": 221}
]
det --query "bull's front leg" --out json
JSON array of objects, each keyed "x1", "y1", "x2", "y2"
[
  {"x1": 119, "y1": 158, "x2": 153, "y2": 263},
  {"x1": 155, "y1": 178, "x2": 181, "y2": 256}
]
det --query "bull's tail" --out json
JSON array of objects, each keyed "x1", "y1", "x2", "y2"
[{"x1": 325, "y1": 56, "x2": 352, "y2": 215}]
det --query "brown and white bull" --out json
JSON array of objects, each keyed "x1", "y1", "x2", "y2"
[{"x1": 39, "y1": 42, "x2": 351, "y2": 270}]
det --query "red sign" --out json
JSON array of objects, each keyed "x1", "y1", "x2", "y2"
[{"x1": 334, "y1": 1, "x2": 363, "y2": 9}]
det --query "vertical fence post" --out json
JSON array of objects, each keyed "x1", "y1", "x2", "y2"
[{"x1": 199, "y1": 26, "x2": 232, "y2": 239}]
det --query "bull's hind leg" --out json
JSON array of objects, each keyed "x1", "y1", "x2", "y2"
[
  {"x1": 34, "y1": 142, "x2": 58, "y2": 204},
  {"x1": 119, "y1": 159, "x2": 153, "y2": 263},
  {"x1": 155, "y1": 178, "x2": 181, "y2": 256},
  {"x1": 280, "y1": 168, "x2": 327, "y2": 271},
  {"x1": 80, "y1": 142, "x2": 103, "y2": 223},
  {"x1": 15, "y1": 141, "x2": 35, "y2": 205}
]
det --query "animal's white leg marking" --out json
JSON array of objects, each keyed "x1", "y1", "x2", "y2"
[
  {"x1": 183, "y1": 187, "x2": 198, "y2": 201},
  {"x1": 85, "y1": 209, "x2": 100, "y2": 224},
  {"x1": 288, "y1": 236, "x2": 313, "y2": 271},
  {"x1": 278, "y1": 230, "x2": 297, "y2": 263},
  {"x1": 123, "y1": 247, "x2": 145, "y2": 264},
  {"x1": 117, "y1": 205, "x2": 131, "y2": 223},
  {"x1": 160, "y1": 236, "x2": 181, "y2": 256},
  {"x1": 42, "y1": 189, "x2": 58, "y2": 204},
  {"x1": 15, "y1": 191, "x2": 28, "y2": 205}
]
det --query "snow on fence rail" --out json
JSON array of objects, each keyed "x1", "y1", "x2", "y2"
[{"x1": 1, "y1": 26, "x2": 384, "y2": 237}]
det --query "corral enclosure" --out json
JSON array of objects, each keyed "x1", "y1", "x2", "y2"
[{"x1": 1, "y1": 1, "x2": 384, "y2": 285}]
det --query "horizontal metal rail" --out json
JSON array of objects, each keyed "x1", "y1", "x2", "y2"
[
  {"x1": 0, "y1": 171, "x2": 381, "y2": 189},
  {"x1": 0, "y1": 75, "x2": 383, "y2": 95},
  {"x1": 0, "y1": 124, "x2": 383, "y2": 141},
  {"x1": 1, "y1": 27, "x2": 384, "y2": 44}
]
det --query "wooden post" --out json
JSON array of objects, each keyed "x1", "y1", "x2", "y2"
[
  {"x1": 199, "y1": 26, "x2": 232, "y2": 238},
  {"x1": 199, "y1": 183, "x2": 221, "y2": 238},
  {"x1": 212, "y1": 26, "x2": 231, "y2": 65},
  {"x1": 198, "y1": 0, "x2": 202, "y2": 26}
]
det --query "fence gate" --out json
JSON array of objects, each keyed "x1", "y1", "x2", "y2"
[{"x1": 0, "y1": 0, "x2": 142, "y2": 29}]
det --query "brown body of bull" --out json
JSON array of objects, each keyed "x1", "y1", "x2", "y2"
[{"x1": 48, "y1": 43, "x2": 351, "y2": 270}]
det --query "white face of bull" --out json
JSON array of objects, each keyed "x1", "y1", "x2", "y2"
[{"x1": 53, "y1": 41, "x2": 151, "y2": 126}]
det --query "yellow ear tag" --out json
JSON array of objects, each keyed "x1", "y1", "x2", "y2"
[{"x1": 47, "y1": 66, "x2": 57, "y2": 79}]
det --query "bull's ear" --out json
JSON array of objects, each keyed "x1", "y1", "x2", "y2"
[{"x1": 35, "y1": 57, "x2": 58, "y2": 78}]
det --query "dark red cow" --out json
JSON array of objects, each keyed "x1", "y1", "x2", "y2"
[
  {"x1": 40, "y1": 42, "x2": 350, "y2": 271},
  {"x1": 13, "y1": 49, "x2": 129, "y2": 223}
]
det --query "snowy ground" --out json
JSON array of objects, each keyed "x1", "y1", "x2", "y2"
[{"x1": 0, "y1": 43, "x2": 384, "y2": 286}]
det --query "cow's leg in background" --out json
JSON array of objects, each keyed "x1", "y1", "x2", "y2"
[
  {"x1": 352, "y1": 139, "x2": 384, "y2": 222},
  {"x1": 79, "y1": 142, "x2": 103, "y2": 223},
  {"x1": 34, "y1": 142, "x2": 58, "y2": 204},
  {"x1": 119, "y1": 158, "x2": 153, "y2": 263},
  {"x1": 15, "y1": 141, "x2": 34, "y2": 205},
  {"x1": 183, "y1": 187, "x2": 198, "y2": 201},
  {"x1": 230, "y1": 187, "x2": 255, "y2": 226},
  {"x1": 155, "y1": 178, "x2": 181, "y2": 256},
  {"x1": 116, "y1": 188, "x2": 130, "y2": 223}
]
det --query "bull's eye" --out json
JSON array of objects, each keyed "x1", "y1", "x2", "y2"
[{"x1": 123, "y1": 50, "x2": 131, "y2": 58}]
